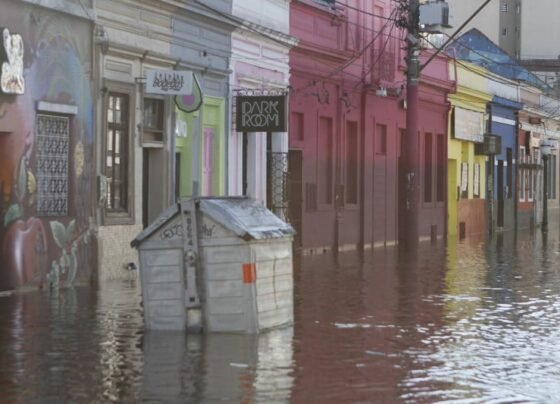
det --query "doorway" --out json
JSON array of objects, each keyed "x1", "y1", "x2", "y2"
[
  {"x1": 202, "y1": 127, "x2": 214, "y2": 196},
  {"x1": 142, "y1": 148, "x2": 165, "y2": 229},
  {"x1": 497, "y1": 160, "x2": 505, "y2": 227},
  {"x1": 287, "y1": 149, "x2": 303, "y2": 249}
]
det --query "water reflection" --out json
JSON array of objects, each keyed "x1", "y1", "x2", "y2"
[{"x1": 1, "y1": 222, "x2": 560, "y2": 402}]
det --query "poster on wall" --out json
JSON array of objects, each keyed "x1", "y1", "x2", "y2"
[
  {"x1": 175, "y1": 74, "x2": 203, "y2": 113},
  {"x1": 454, "y1": 107, "x2": 484, "y2": 143},
  {"x1": 461, "y1": 162, "x2": 469, "y2": 198},
  {"x1": 474, "y1": 163, "x2": 480, "y2": 197}
]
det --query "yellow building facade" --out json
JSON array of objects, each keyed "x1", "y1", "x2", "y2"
[{"x1": 448, "y1": 62, "x2": 492, "y2": 238}]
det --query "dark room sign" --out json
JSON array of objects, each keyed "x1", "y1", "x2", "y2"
[{"x1": 236, "y1": 95, "x2": 287, "y2": 132}]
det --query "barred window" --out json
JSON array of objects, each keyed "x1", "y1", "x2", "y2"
[{"x1": 36, "y1": 114, "x2": 69, "y2": 216}]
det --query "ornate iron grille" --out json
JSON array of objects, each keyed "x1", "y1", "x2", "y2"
[
  {"x1": 267, "y1": 151, "x2": 288, "y2": 220},
  {"x1": 37, "y1": 114, "x2": 69, "y2": 216}
]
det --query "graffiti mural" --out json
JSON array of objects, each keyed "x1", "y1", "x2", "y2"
[{"x1": 0, "y1": 3, "x2": 95, "y2": 291}]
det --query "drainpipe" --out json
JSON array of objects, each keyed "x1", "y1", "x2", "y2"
[
  {"x1": 513, "y1": 111, "x2": 519, "y2": 237},
  {"x1": 359, "y1": 88, "x2": 367, "y2": 251},
  {"x1": 487, "y1": 103, "x2": 494, "y2": 237},
  {"x1": 401, "y1": 0, "x2": 420, "y2": 249}
]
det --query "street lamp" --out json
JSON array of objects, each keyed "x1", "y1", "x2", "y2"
[{"x1": 540, "y1": 141, "x2": 553, "y2": 232}]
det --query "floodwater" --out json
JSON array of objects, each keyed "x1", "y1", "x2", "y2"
[{"x1": 2, "y1": 226, "x2": 560, "y2": 403}]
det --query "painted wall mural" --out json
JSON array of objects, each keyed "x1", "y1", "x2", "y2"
[{"x1": 0, "y1": 3, "x2": 95, "y2": 291}]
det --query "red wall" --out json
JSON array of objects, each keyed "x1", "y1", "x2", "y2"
[{"x1": 289, "y1": 1, "x2": 454, "y2": 251}]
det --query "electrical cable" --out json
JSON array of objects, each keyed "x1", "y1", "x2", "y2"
[
  {"x1": 333, "y1": 0, "x2": 399, "y2": 21},
  {"x1": 291, "y1": 7, "x2": 400, "y2": 95}
]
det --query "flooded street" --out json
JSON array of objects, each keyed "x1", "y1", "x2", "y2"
[{"x1": 2, "y1": 225, "x2": 560, "y2": 403}]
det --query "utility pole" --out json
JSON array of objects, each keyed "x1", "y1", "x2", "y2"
[
  {"x1": 399, "y1": 0, "x2": 493, "y2": 248},
  {"x1": 401, "y1": 0, "x2": 420, "y2": 249}
]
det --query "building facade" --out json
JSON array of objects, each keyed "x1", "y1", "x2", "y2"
[
  {"x1": 228, "y1": 0, "x2": 295, "y2": 220},
  {"x1": 447, "y1": 62, "x2": 491, "y2": 238},
  {"x1": 93, "y1": 0, "x2": 234, "y2": 280},
  {"x1": 445, "y1": 1, "x2": 560, "y2": 93},
  {"x1": 487, "y1": 95, "x2": 522, "y2": 233},
  {"x1": 0, "y1": 0, "x2": 97, "y2": 292},
  {"x1": 289, "y1": 0, "x2": 453, "y2": 253}
]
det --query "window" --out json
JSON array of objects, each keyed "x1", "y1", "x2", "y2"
[
  {"x1": 436, "y1": 134, "x2": 445, "y2": 202},
  {"x1": 502, "y1": 27, "x2": 508, "y2": 36},
  {"x1": 424, "y1": 133, "x2": 433, "y2": 203},
  {"x1": 376, "y1": 124, "x2": 387, "y2": 155},
  {"x1": 346, "y1": 121, "x2": 358, "y2": 204},
  {"x1": 291, "y1": 112, "x2": 304, "y2": 142},
  {"x1": 530, "y1": 148, "x2": 539, "y2": 201},
  {"x1": 552, "y1": 154, "x2": 557, "y2": 199},
  {"x1": 305, "y1": 183, "x2": 317, "y2": 211},
  {"x1": 506, "y1": 148, "x2": 513, "y2": 199},
  {"x1": 318, "y1": 117, "x2": 333, "y2": 204},
  {"x1": 547, "y1": 154, "x2": 557, "y2": 200},
  {"x1": 143, "y1": 98, "x2": 164, "y2": 144},
  {"x1": 104, "y1": 85, "x2": 134, "y2": 224},
  {"x1": 501, "y1": 2, "x2": 508, "y2": 12},
  {"x1": 36, "y1": 114, "x2": 70, "y2": 216},
  {"x1": 519, "y1": 146, "x2": 526, "y2": 201}
]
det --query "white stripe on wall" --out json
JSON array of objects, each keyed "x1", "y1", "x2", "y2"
[{"x1": 492, "y1": 115, "x2": 516, "y2": 126}]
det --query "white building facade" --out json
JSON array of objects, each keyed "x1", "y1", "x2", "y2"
[
  {"x1": 93, "y1": 0, "x2": 234, "y2": 280},
  {"x1": 228, "y1": 0, "x2": 296, "y2": 220}
]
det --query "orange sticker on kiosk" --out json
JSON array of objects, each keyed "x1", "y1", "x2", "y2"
[{"x1": 243, "y1": 263, "x2": 256, "y2": 284}]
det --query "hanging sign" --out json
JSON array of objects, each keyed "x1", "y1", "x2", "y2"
[
  {"x1": 236, "y1": 95, "x2": 287, "y2": 132},
  {"x1": 454, "y1": 107, "x2": 484, "y2": 143},
  {"x1": 146, "y1": 69, "x2": 192, "y2": 95},
  {"x1": 175, "y1": 74, "x2": 203, "y2": 113},
  {"x1": 0, "y1": 28, "x2": 25, "y2": 95}
]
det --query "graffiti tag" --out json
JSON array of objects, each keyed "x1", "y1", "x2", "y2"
[{"x1": 0, "y1": 28, "x2": 24, "y2": 94}]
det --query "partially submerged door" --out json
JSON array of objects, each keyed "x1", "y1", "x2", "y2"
[
  {"x1": 497, "y1": 160, "x2": 505, "y2": 227},
  {"x1": 202, "y1": 128, "x2": 214, "y2": 196},
  {"x1": 288, "y1": 149, "x2": 303, "y2": 249}
]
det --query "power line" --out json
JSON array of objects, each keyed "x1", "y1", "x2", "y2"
[
  {"x1": 292, "y1": 7, "x2": 400, "y2": 94},
  {"x1": 354, "y1": 20, "x2": 399, "y2": 90},
  {"x1": 334, "y1": 0, "x2": 399, "y2": 21},
  {"x1": 419, "y1": 0, "x2": 492, "y2": 72}
]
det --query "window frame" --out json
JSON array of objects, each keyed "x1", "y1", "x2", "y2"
[
  {"x1": 101, "y1": 81, "x2": 135, "y2": 225},
  {"x1": 423, "y1": 132, "x2": 433, "y2": 204},
  {"x1": 317, "y1": 115, "x2": 334, "y2": 207},
  {"x1": 345, "y1": 120, "x2": 359, "y2": 205},
  {"x1": 519, "y1": 146, "x2": 526, "y2": 201},
  {"x1": 142, "y1": 96, "x2": 165, "y2": 145}
]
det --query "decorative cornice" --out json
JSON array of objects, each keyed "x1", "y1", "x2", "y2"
[
  {"x1": 22, "y1": 0, "x2": 96, "y2": 21},
  {"x1": 104, "y1": 43, "x2": 231, "y2": 76}
]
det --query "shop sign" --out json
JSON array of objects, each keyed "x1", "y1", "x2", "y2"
[
  {"x1": 0, "y1": 28, "x2": 25, "y2": 95},
  {"x1": 454, "y1": 107, "x2": 484, "y2": 143},
  {"x1": 146, "y1": 70, "x2": 193, "y2": 95},
  {"x1": 236, "y1": 95, "x2": 287, "y2": 132}
]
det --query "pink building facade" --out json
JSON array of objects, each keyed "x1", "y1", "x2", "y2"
[{"x1": 289, "y1": 0, "x2": 454, "y2": 252}]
